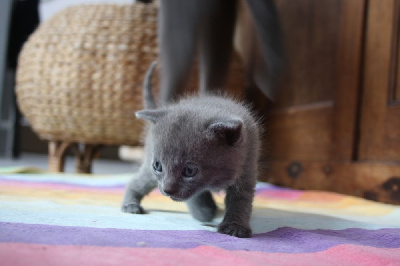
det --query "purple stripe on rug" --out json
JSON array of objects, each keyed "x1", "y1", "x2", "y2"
[{"x1": 1, "y1": 223, "x2": 399, "y2": 253}]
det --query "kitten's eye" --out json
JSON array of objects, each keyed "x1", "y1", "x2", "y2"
[
  {"x1": 153, "y1": 161, "x2": 162, "y2": 173},
  {"x1": 183, "y1": 165, "x2": 198, "y2": 178}
]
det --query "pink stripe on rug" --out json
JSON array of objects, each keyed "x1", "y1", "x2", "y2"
[
  {"x1": 1, "y1": 243, "x2": 399, "y2": 266},
  {"x1": 0, "y1": 180, "x2": 123, "y2": 193},
  {"x1": 256, "y1": 190, "x2": 304, "y2": 200}
]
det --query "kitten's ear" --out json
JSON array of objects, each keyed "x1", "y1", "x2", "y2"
[
  {"x1": 135, "y1": 109, "x2": 167, "y2": 123},
  {"x1": 208, "y1": 119, "x2": 243, "y2": 146}
]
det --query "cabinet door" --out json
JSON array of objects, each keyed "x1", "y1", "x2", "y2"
[
  {"x1": 263, "y1": 0, "x2": 400, "y2": 204},
  {"x1": 265, "y1": 0, "x2": 365, "y2": 162},
  {"x1": 359, "y1": 0, "x2": 400, "y2": 162}
]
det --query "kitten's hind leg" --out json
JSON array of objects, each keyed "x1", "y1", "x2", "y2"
[
  {"x1": 121, "y1": 169, "x2": 157, "y2": 214},
  {"x1": 186, "y1": 191, "x2": 217, "y2": 222}
]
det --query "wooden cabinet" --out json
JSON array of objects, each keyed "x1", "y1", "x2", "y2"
[
  {"x1": 360, "y1": 0, "x2": 400, "y2": 162},
  {"x1": 260, "y1": 0, "x2": 400, "y2": 204}
]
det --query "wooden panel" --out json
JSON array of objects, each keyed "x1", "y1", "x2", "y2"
[
  {"x1": 384, "y1": 106, "x2": 400, "y2": 158},
  {"x1": 392, "y1": 0, "x2": 400, "y2": 103},
  {"x1": 331, "y1": 0, "x2": 366, "y2": 160},
  {"x1": 359, "y1": 0, "x2": 400, "y2": 162},
  {"x1": 263, "y1": 160, "x2": 400, "y2": 205},
  {"x1": 267, "y1": 102, "x2": 333, "y2": 161},
  {"x1": 264, "y1": 0, "x2": 365, "y2": 161},
  {"x1": 274, "y1": 0, "x2": 341, "y2": 108}
]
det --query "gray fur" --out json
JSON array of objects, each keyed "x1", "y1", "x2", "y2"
[{"x1": 122, "y1": 63, "x2": 261, "y2": 238}]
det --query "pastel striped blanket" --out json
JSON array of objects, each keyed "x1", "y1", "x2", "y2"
[{"x1": 1, "y1": 167, "x2": 399, "y2": 265}]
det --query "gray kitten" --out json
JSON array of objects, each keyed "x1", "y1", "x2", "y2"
[{"x1": 121, "y1": 62, "x2": 261, "y2": 238}]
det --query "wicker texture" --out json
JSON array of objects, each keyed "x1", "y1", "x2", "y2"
[
  {"x1": 16, "y1": 3, "x2": 245, "y2": 146},
  {"x1": 16, "y1": 4, "x2": 158, "y2": 145}
]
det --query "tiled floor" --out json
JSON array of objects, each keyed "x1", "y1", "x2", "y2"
[{"x1": 0, "y1": 153, "x2": 140, "y2": 174}]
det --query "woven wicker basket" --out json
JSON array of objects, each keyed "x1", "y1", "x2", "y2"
[{"x1": 16, "y1": 3, "x2": 159, "y2": 146}]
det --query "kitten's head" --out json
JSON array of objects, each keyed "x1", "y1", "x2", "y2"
[{"x1": 136, "y1": 108, "x2": 245, "y2": 201}]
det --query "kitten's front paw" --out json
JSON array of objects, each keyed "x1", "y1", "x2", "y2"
[
  {"x1": 218, "y1": 222, "x2": 252, "y2": 238},
  {"x1": 121, "y1": 203, "x2": 146, "y2": 214}
]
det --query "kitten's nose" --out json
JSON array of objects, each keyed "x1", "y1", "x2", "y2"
[
  {"x1": 162, "y1": 182, "x2": 178, "y2": 196},
  {"x1": 163, "y1": 187, "x2": 177, "y2": 196}
]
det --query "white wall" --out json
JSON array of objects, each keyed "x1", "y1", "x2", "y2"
[{"x1": 39, "y1": 0, "x2": 136, "y2": 21}]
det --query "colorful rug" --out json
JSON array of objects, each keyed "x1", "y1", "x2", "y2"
[{"x1": 1, "y1": 167, "x2": 400, "y2": 265}]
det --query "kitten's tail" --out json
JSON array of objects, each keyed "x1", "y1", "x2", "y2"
[{"x1": 143, "y1": 61, "x2": 158, "y2": 109}]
